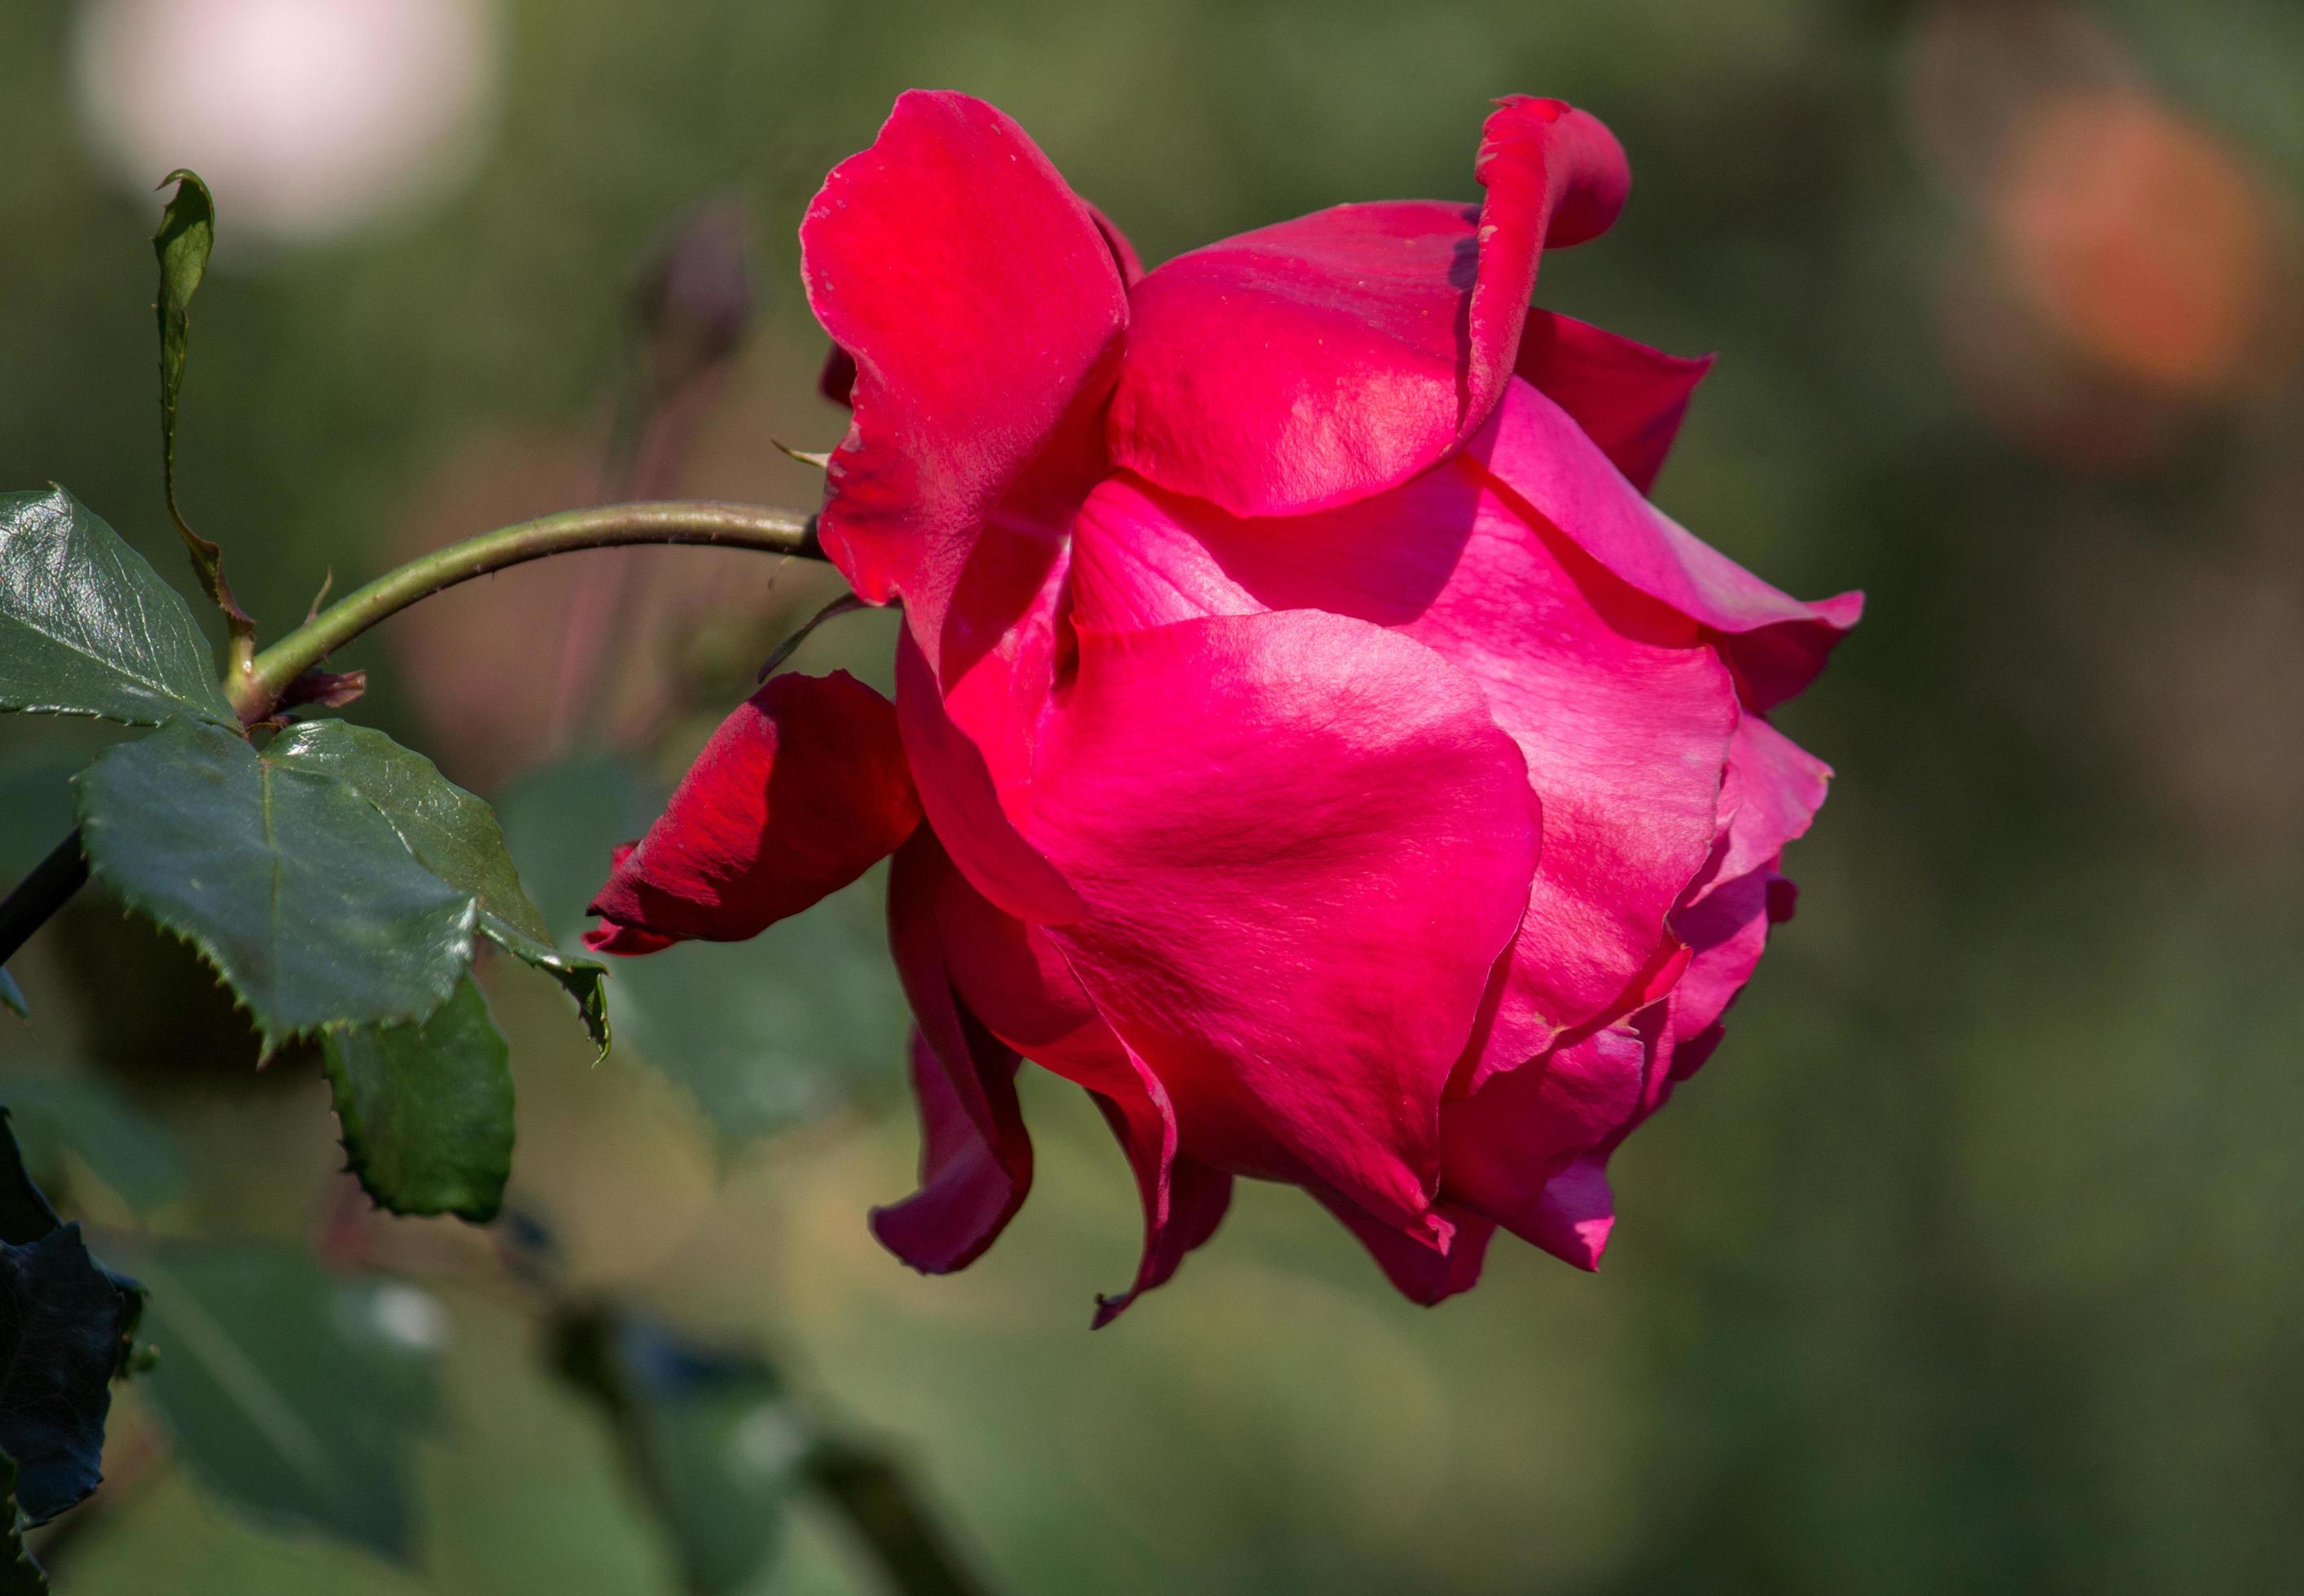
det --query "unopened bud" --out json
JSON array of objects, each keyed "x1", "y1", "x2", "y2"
[{"x1": 636, "y1": 200, "x2": 755, "y2": 397}]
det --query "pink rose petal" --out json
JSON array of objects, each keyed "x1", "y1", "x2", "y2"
[
  {"x1": 1111, "y1": 98, "x2": 1630, "y2": 517},
  {"x1": 1516, "y1": 309, "x2": 1714, "y2": 494},
  {"x1": 870, "y1": 834, "x2": 1033, "y2": 1274},
  {"x1": 585, "y1": 672, "x2": 919, "y2": 952},
  {"x1": 1070, "y1": 467, "x2": 1736, "y2": 1072},
  {"x1": 1316, "y1": 1192, "x2": 1497, "y2": 1306},
  {"x1": 801, "y1": 89, "x2": 1125, "y2": 667},
  {"x1": 1439, "y1": 1008, "x2": 1670, "y2": 1268},
  {"x1": 1471, "y1": 379, "x2": 1863, "y2": 709},
  {"x1": 1028, "y1": 610, "x2": 1540, "y2": 1230},
  {"x1": 905, "y1": 832, "x2": 1238, "y2": 1319}
]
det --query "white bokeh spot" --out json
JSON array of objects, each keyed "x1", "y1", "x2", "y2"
[{"x1": 73, "y1": 0, "x2": 499, "y2": 245}]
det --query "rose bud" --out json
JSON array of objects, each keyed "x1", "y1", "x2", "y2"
[
  {"x1": 590, "y1": 91, "x2": 1861, "y2": 1322},
  {"x1": 634, "y1": 199, "x2": 755, "y2": 401}
]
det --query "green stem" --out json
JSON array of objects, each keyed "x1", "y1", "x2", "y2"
[
  {"x1": 230, "y1": 500, "x2": 823, "y2": 721},
  {"x1": 0, "y1": 831, "x2": 89, "y2": 969},
  {"x1": 0, "y1": 500, "x2": 826, "y2": 964}
]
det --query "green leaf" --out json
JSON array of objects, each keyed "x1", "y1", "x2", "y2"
[
  {"x1": 477, "y1": 921, "x2": 609, "y2": 1057},
  {"x1": 151, "y1": 171, "x2": 252, "y2": 642},
  {"x1": 0, "y1": 1071, "x2": 186, "y2": 1214},
  {"x1": 271, "y1": 721, "x2": 609, "y2": 1055},
  {"x1": 0, "y1": 973, "x2": 20, "y2": 1023},
  {"x1": 0, "y1": 1455, "x2": 49, "y2": 1594},
  {"x1": 74, "y1": 720, "x2": 477, "y2": 1049},
  {"x1": 498, "y1": 757, "x2": 904, "y2": 1145},
  {"x1": 0, "y1": 488, "x2": 235, "y2": 727},
  {"x1": 269, "y1": 721, "x2": 549, "y2": 938},
  {"x1": 553, "y1": 1305, "x2": 804, "y2": 1595},
  {"x1": 321, "y1": 976, "x2": 513, "y2": 1221},
  {"x1": 121, "y1": 1242, "x2": 442, "y2": 1563}
]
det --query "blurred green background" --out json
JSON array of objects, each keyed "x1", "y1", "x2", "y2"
[{"x1": 7, "y1": 0, "x2": 2304, "y2": 1591}]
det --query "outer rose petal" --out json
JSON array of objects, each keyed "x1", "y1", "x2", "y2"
[
  {"x1": 1516, "y1": 1157, "x2": 1617, "y2": 1271},
  {"x1": 1087, "y1": 1107, "x2": 1231, "y2": 1328},
  {"x1": 895, "y1": 625, "x2": 1084, "y2": 924},
  {"x1": 1439, "y1": 1007, "x2": 1669, "y2": 1269},
  {"x1": 801, "y1": 89, "x2": 1126, "y2": 656},
  {"x1": 905, "y1": 829, "x2": 1236, "y2": 1319},
  {"x1": 1316, "y1": 1192, "x2": 1497, "y2": 1306},
  {"x1": 874, "y1": 1027, "x2": 1029, "y2": 1274},
  {"x1": 1471, "y1": 379, "x2": 1863, "y2": 709},
  {"x1": 1111, "y1": 98, "x2": 1630, "y2": 517},
  {"x1": 583, "y1": 847, "x2": 679, "y2": 954},
  {"x1": 1516, "y1": 310, "x2": 1714, "y2": 494},
  {"x1": 819, "y1": 191, "x2": 1135, "y2": 406},
  {"x1": 871, "y1": 833, "x2": 1032, "y2": 1273},
  {"x1": 1670, "y1": 866, "x2": 1778, "y2": 1047},
  {"x1": 585, "y1": 672, "x2": 920, "y2": 951},
  {"x1": 1701, "y1": 715, "x2": 1832, "y2": 902},
  {"x1": 1029, "y1": 611, "x2": 1541, "y2": 1230},
  {"x1": 1070, "y1": 468, "x2": 1736, "y2": 1068}
]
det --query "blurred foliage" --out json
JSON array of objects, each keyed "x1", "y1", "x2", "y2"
[
  {"x1": 119, "y1": 1242, "x2": 445, "y2": 1563},
  {"x1": 551, "y1": 1302, "x2": 805, "y2": 1594},
  {"x1": 498, "y1": 753, "x2": 908, "y2": 1148},
  {"x1": 4, "y1": 0, "x2": 2304, "y2": 1593}
]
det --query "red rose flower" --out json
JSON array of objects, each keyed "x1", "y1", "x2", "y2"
[{"x1": 588, "y1": 90, "x2": 1860, "y2": 1322}]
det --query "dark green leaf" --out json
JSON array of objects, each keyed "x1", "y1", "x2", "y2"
[
  {"x1": 0, "y1": 488, "x2": 235, "y2": 727},
  {"x1": 498, "y1": 757, "x2": 904, "y2": 1144},
  {"x1": 0, "y1": 1456, "x2": 48, "y2": 1594},
  {"x1": 321, "y1": 976, "x2": 513, "y2": 1221},
  {"x1": 121, "y1": 1241, "x2": 441, "y2": 1563},
  {"x1": 269, "y1": 721, "x2": 549, "y2": 939},
  {"x1": 0, "y1": 1112, "x2": 146, "y2": 1383},
  {"x1": 0, "y1": 1073, "x2": 184, "y2": 1214},
  {"x1": 0, "y1": 1114, "x2": 140, "y2": 1548},
  {"x1": 0, "y1": 1225, "x2": 129, "y2": 1524},
  {"x1": 151, "y1": 171, "x2": 252, "y2": 641},
  {"x1": 0, "y1": 973, "x2": 20, "y2": 1023},
  {"x1": 74, "y1": 720, "x2": 477, "y2": 1049},
  {"x1": 554, "y1": 1305, "x2": 803, "y2": 1595},
  {"x1": 272, "y1": 721, "x2": 609, "y2": 1055}
]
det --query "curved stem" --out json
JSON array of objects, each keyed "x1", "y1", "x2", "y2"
[
  {"x1": 231, "y1": 500, "x2": 823, "y2": 721},
  {"x1": 0, "y1": 501, "x2": 827, "y2": 966}
]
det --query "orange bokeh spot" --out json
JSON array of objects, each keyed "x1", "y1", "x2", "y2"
[{"x1": 1992, "y1": 90, "x2": 2289, "y2": 396}]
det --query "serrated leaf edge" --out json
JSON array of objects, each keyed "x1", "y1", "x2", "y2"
[
  {"x1": 0, "y1": 487, "x2": 237, "y2": 728},
  {"x1": 72, "y1": 739, "x2": 477, "y2": 1052},
  {"x1": 261, "y1": 726, "x2": 611, "y2": 1060},
  {"x1": 477, "y1": 917, "x2": 612, "y2": 1060},
  {"x1": 320, "y1": 979, "x2": 512, "y2": 1225}
]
